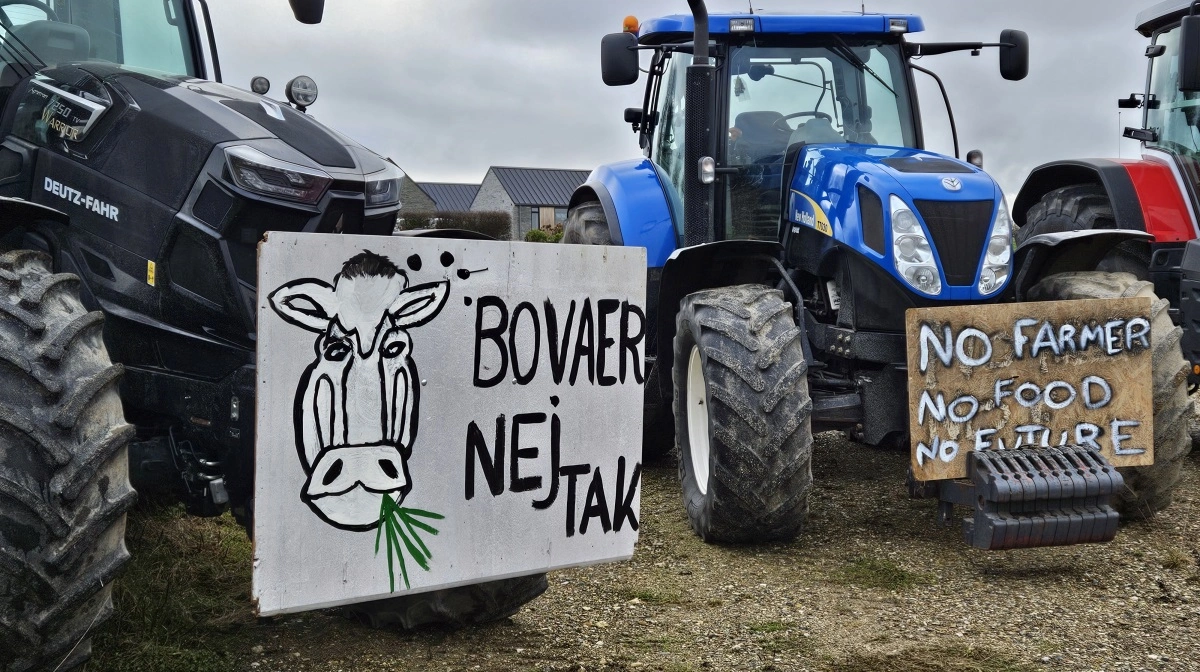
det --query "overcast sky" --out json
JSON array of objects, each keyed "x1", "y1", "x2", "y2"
[{"x1": 211, "y1": 1, "x2": 1157, "y2": 198}]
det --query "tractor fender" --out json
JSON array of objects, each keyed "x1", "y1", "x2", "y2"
[
  {"x1": 1014, "y1": 159, "x2": 1146, "y2": 230},
  {"x1": 1015, "y1": 157, "x2": 1198, "y2": 242},
  {"x1": 654, "y1": 239, "x2": 783, "y2": 397},
  {"x1": 0, "y1": 196, "x2": 68, "y2": 237},
  {"x1": 568, "y1": 159, "x2": 679, "y2": 267},
  {"x1": 1011, "y1": 229, "x2": 1155, "y2": 300}
]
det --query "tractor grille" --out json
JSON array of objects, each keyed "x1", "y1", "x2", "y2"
[{"x1": 913, "y1": 200, "x2": 994, "y2": 286}]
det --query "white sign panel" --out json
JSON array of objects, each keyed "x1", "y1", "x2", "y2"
[{"x1": 253, "y1": 233, "x2": 646, "y2": 616}]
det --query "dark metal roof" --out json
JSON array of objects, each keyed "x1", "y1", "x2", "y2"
[
  {"x1": 490, "y1": 167, "x2": 590, "y2": 207},
  {"x1": 418, "y1": 182, "x2": 480, "y2": 212}
]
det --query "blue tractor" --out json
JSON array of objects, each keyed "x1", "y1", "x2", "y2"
[{"x1": 564, "y1": 3, "x2": 1192, "y2": 547}]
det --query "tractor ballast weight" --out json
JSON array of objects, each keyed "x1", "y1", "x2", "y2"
[{"x1": 568, "y1": 1, "x2": 1191, "y2": 549}]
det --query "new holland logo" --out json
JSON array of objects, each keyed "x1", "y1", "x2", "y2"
[{"x1": 941, "y1": 177, "x2": 962, "y2": 192}]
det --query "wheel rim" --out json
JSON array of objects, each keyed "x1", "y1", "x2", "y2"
[{"x1": 686, "y1": 345, "x2": 711, "y2": 496}]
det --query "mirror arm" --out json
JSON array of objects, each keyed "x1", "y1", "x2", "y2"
[
  {"x1": 910, "y1": 62, "x2": 960, "y2": 159},
  {"x1": 909, "y1": 42, "x2": 1013, "y2": 57}
]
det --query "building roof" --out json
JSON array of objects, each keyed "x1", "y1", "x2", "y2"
[
  {"x1": 417, "y1": 182, "x2": 480, "y2": 212},
  {"x1": 490, "y1": 167, "x2": 590, "y2": 207}
]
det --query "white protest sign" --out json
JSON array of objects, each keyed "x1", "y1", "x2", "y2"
[
  {"x1": 253, "y1": 233, "x2": 646, "y2": 616},
  {"x1": 906, "y1": 297, "x2": 1153, "y2": 481}
]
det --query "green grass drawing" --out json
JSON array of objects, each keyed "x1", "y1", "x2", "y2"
[{"x1": 374, "y1": 493, "x2": 445, "y2": 592}]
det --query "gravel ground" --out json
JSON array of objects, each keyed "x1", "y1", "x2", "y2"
[{"x1": 123, "y1": 430, "x2": 1200, "y2": 672}]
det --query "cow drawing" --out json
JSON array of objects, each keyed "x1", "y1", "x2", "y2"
[{"x1": 268, "y1": 250, "x2": 449, "y2": 531}]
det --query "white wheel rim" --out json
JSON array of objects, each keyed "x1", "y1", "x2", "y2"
[{"x1": 686, "y1": 345, "x2": 711, "y2": 496}]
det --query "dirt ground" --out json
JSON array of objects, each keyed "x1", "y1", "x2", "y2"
[{"x1": 91, "y1": 432, "x2": 1200, "y2": 672}]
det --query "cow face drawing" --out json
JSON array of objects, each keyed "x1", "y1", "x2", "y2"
[{"x1": 268, "y1": 250, "x2": 449, "y2": 530}]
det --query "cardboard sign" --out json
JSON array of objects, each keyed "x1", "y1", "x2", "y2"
[
  {"x1": 253, "y1": 233, "x2": 646, "y2": 616},
  {"x1": 906, "y1": 298, "x2": 1153, "y2": 481}
]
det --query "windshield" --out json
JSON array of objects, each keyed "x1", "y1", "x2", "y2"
[
  {"x1": 722, "y1": 39, "x2": 915, "y2": 240},
  {"x1": 0, "y1": 0, "x2": 196, "y2": 77},
  {"x1": 1146, "y1": 24, "x2": 1200, "y2": 189},
  {"x1": 727, "y1": 40, "x2": 915, "y2": 165}
]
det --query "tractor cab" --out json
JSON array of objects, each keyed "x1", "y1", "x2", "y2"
[
  {"x1": 1125, "y1": 2, "x2": 1200, "y2": 208},
  {"x1": 599, "y1": 11, "x2": 1027, "y2": 314}
]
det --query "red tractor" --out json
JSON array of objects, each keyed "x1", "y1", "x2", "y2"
[{"x1": 1014, "y1": 0, "x2": 1200, "y2": 384}]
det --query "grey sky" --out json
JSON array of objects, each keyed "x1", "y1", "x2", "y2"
[{"x1": 211, "y1": 1, "x2": 1155, "y2": 200}]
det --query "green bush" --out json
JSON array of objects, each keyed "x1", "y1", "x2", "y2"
[
  {"x1": 397, "y1": 211, "x2": 511, "y2": 240},
  {"x1": 524, "y1": 227, "x2": 564, "y2": 243}
]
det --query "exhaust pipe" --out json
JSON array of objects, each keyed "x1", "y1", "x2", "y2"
[
  {"x1": 689, "y1": 0, "x2": 709, "y2": 65},
  {"x1": 683, "y1": 0, "x2": 715, "y2": 248}
]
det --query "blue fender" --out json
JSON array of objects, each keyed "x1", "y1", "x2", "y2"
[{"x1": 569, "y1": 159, "x2": 679, "y2": 268}]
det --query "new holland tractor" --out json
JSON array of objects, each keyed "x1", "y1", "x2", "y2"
[
  {"x1": 564, "y1": 3, "x2": 1191, "y2": 546},
  {"x1": 0, "y1": 2, "x2": 543, "y2": 670},
  {"x1": 1015, "y1": 0, "x2": 1200, "y2": 388}
]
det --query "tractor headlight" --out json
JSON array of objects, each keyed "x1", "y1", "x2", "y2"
[
  {"x1": 977, "y1": 197, "x2": 1013, "y2": 296},
  {"x1": 224, "y1": 145, "x2": 331, "y2": 205},
  {"x1": 365, "y1": 162, "x2": 404, "y2": 207},
  {"x1": 890, "y1": 195, "x2": 941, "y2": 296}
]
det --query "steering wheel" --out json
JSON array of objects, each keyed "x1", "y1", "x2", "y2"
[
  {"x1": 0, "y1": 0, "x2": 59, "y2": 28},
  {"x1": 773, "y1": 111, "x2": 833, "y2": 133}
]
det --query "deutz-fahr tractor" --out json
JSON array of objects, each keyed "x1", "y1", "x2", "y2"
[
  {"x1": 0, "y1": 2, "x2": 543, "y2": 670},
  {"x1": 564, "y1": 2, "x2": 1191, "y2": 546},
  {"x1": 1015, "y1": 0, "x2": 1200, "y2": 388}
]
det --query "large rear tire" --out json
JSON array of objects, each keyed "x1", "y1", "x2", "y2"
[
  {"x1": 562, "y1": 200, "x2": 673, "y2": 459},
  {"x1": 672, "y1": 285, "x2": 812, "y2": 543},
  {"x1": 1019, "y1": 184, "x2": 1150, "y2": 277},
  {"x1": 0, "y1": 250, "x2": 135, "y2": 672},
  {"x1": 1026, "y1": 272, "x2": 1191, "y2": 518},
  {"x1": 343, "y1": 574, "x2": 548, "y2": 629}
]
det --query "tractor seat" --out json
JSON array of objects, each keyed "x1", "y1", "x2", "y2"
[
  {"x1": 732, "y1": 111, "x2": 789, "y2": 164},
  {"x1": 10, "y1": 20, "x2": 91, "y2": 66}
]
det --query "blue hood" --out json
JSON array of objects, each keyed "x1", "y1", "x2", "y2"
[{"x1": 787, "y1": 145, "x2": 1007, "y2": 301}]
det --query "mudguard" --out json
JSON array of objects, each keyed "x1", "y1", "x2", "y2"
[
  {"x1": 1018, "y1": 155, "x2": 1200, "y2": 242},
  {"x1": 1010, "y1": 229, "x2": 1155, "y2": 300},
  {"x1": 0, "y1": 196, "x2": 68, "y2": 235},
  {"x1": 1014, "y1": 159, "x2": 1148, "y2": 231},
  {"x1": 569, "y1": 159, "x2": 678, "y2": 267}
]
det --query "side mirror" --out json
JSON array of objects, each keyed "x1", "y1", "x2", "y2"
[
  {"x1": 999, "y1": 29, "x2": 1029, "y2": 81},
  {"x1": 288, "y1": 0, "x2": 325, "y2": 24},
  {"x1": 1180, "y1": 15, "x2": 1200, "y2": 92},
  {"x1": 601, "y1": 32, "x2": 640, "y2": 86}
]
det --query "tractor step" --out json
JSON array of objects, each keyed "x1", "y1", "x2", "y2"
[{"x1": 936, "y1": 446, "x2": 1124, "y2": 550}]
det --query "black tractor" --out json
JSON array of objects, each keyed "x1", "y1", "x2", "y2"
[{"x1": 0, "y1": 2, "x2": 542, "y2": 670}]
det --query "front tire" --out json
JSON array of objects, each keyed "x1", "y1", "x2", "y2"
[
  {"x1": 0, "y1": 250, "x2": 135, "y2": 672},
  {"x1": 672, "y1": 285, "x2": 813, "y2": 543},
  {"x1": 1026, "y1": 271, "x2": 1191, "y2": 518}
]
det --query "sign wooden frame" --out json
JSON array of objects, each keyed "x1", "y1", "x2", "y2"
[{"x1": 906, "y1": 298, "x2": 1153, "y2": 481}]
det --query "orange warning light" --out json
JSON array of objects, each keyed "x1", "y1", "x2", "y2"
[
  {"x1": 623, "y1": 15, "x2": 640, "y2": 33},
  {"x1": 1193, "y1": 364, "x2": 1199, "y2": 375}
]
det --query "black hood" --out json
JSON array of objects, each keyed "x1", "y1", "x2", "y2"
[{"x1": 30, "y1": 63, "x2": 388, "y2": 209}]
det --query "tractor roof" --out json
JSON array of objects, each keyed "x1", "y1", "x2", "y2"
[
  {"x1": 638, "y1": 12, "x2": 925, "y2": 44},
  {"x1": 1136, "y1": 0, "x2": 1192, "y2": 36}
]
